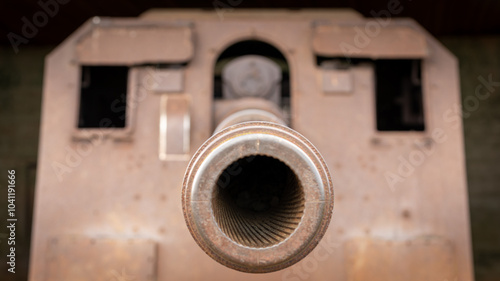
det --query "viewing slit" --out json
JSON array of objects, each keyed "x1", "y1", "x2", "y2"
[
  {"x1": 212, "y1": 155, "x2": 305, "y2": 248},
  {"x1": 375, "y1": 59, "x2": 425, "y2": 131},
  {"x1": 78, "y1": 65, "x2": 129, "y2": 128}
]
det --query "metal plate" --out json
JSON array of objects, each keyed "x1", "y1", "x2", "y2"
[
  {"x1": 313, "y1": 24, "x2": 428, "y2": 59},
  {"x1": 77, "y1": 21, "x2": 193, "y2": 65},
  {"x1": 44, "y1": 237, "x2": 157, "y2": 281},
  {"x1": 344, "y1": 236, "x2": 457, "y2": 281},
  {"x1": 322, "y1": 69, "x2": 353, "y2": 93},
  {"x1": 148, "y1": 69, "x2": 184, "y2": 93},
  {"x1": 30, "y1": 10, "x2": 473, "y2": 281}
]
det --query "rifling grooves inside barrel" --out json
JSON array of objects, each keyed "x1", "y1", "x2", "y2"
[{"x1": 212, "y1": 155, "x2": 305, "y2": 248}]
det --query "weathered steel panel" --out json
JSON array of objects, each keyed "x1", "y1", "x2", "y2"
[
  {"x1": 312, "y1": 24, "x2": 428, "y2": 59},
  {"x1": 76, "y1": 23, "x2": 193, "y2": 65},
  {"x1": 345, "y1": 237, "x2": 457, "y2": 281},
  {"x1": 29, "y1": 9, "x2": 473, "y2": 281},
  {"x1": 44, "y1": 237, "x2": 157, "y2": 281}
]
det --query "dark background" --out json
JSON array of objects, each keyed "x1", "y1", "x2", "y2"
[
  {"x1": 1, "y1": 0, "x2": 500, "y2": 44},
  {"x1": 0, "y1": 1, "x2": 499, "y2": 280}
]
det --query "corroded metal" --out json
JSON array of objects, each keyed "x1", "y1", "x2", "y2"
[
  {"x1": 222, "y1": 55, "x2": 282, "y2": 104},
  {"x1": 30, "y1": 9, "x2": 473, "y2": 281},
  {"x1": 182, "y1": 121, "x2": 333, "y2": 273}
]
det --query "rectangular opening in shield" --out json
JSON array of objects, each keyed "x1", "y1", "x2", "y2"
[
  {"x1": 375, "y1": 59, "x2": 425, "y2": 131},
  {"x1": 78, "y1": 66, "x2": 129, "y2": 128}
]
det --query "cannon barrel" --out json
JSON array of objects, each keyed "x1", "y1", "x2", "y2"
[{"x1": 182, "y1": 117, "x2": 334, "y2": 273}]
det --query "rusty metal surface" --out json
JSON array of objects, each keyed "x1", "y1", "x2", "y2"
[
  {"x1": 29, "y1": 9, "x2": 473, "y2": 281},
  {"x1": 321, "y1": 68, "x2": 354, "y2": 93},
  {"x1": 312, "y1": 24, "x2": 428, "y2": 59},
  {"x1": 77, "y1": 20, "x2": 193, "y2": 65},
  {"x1": 344, "y1": 236, "x2": 457, "y2": 281},
  {"x1": 182, "y1": 122, "x2": 334, "y2": 272},
  {"x1": 159, "y1": 94, "x2": 191, "y2": 161},
  {"x1": 45, "y1": 237, "x2": 157, "y2": 281},
  {"x1": 214, "y1": 98, "x2": 287, "y2": 131},
  {"x1": 222, "y1": 55, "x2": 281, "y2": 105},
  {"x1": 214, "y1": 109, "x2": 286, "y2": 132}
]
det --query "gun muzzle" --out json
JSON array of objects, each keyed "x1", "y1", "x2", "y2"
[{"x1": 182, "y1": 121, "x2": 333, "y2": 273}]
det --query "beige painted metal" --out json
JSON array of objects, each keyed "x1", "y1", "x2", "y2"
[
  {"x1": 76, "y1": 21, "x2": 193, "y2": 65},
  {"x1": 30, "y1": 9, "x2": 473, "y2": 281},
  {"x1": 312, "y1": 24, "x2": 429, "y2": 59}
]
